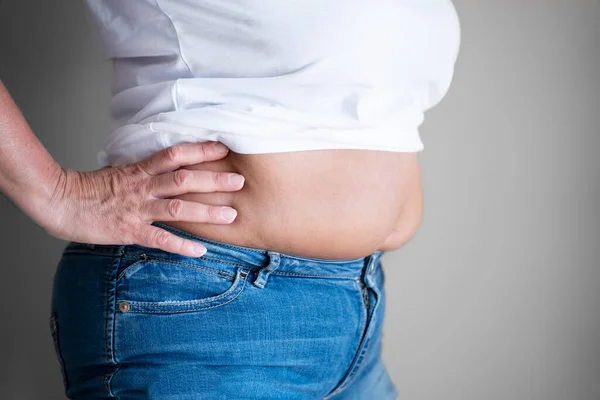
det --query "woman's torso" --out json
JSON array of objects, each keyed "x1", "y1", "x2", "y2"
[
  {"x1": 159, "y1": 149, "x2": 422, "y2": 260},
  {"x1": 82, "y1": 0, "x2": 458, "y2": 259}
]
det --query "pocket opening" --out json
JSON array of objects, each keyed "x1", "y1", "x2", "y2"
[
  {"x1": 116, "y1": 254, "x2": 237, "y2": 283},
  {"x1": 117, "y1": 267, "x2": 249, "y2": 314}
]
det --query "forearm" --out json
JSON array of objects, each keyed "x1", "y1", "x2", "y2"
[{"x1": 0, "y1": 79, "x2": 62, "y2": 226}]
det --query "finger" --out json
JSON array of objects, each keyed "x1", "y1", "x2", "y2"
[
  {"x1": 149, "y1": 169, "x2": 245, "y2": 198},
  {"x1": 136, "y1": 142, "x2": 231, "y2": 176},
  {"x1": 141, "y1": 198, "x2": 238, "y2": 224},
  {"x1": 134, "y1": 225, "x2": 207, "y2": 257}
]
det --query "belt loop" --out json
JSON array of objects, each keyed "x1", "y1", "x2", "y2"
[
  {"x1": 252, "y1": 251, "x2": 281, "y2": 289},
  {"x1": 364, "y1": 250, "x2": 383, "y2": 286}
]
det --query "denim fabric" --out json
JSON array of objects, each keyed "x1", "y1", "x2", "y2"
[{"x1": 49, "y1": 221, "x2": 398, "y2": 399}]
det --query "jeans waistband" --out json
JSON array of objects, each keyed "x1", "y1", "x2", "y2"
[
  {"x1": 62, "y1": 222, "x2": 385, "y2": 281},
  {"x1": 151, "y1": 222, "x2": 385, "y2": 280}
]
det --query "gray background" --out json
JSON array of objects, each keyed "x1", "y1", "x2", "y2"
[{"x1": 1, "y1": 1, "x2": 598, "y2": 399}]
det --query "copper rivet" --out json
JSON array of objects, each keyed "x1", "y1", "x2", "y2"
[{"x1": 118, "y1": 302, "x2": 130, "y2": 313}]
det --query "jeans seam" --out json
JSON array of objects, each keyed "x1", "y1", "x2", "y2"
[
  {"x1": 336, "y1": 287, "x2": 382, "y2": 395},
  {"x1": 321, "y1": 280, "x2": 370, "y2": 399},
  {"x1": 104, "y1": 255, "x2": 122, "y2": 398},
  {"x1": 116, "y1": 256, "x2": 236, "y2": 283},
  {"x1": 332, "y1": 341, "x2": 372, "y2": 396},
  {"x1": 119, "y1": 254, "x2": 240, "y2": 276},
  {"x1": 323, "y1": 282, "x2": 378, "y2": 399},
  {"x1": 124, "y1": 276, "x2": 239, "y2": 305},
  {"x1": 124, "y1": 274, "x2": 248, "y2": 314},
  {"x1": 271, "y1": 271, "x2": 359, "y2": 279},
  {"x1": 49, "y1": 314, "x2": 70, "y2": 393}
]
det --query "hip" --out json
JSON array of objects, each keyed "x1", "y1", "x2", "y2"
[{"x1": 49, "y1": 236, "x2": 398, "y2": 399}]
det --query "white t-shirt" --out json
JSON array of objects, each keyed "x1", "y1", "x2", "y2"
[{"x1": 84, "y1": 0, "x2": 461, "y2": 168}]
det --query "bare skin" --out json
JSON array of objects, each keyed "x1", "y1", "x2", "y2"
[{"x1": 159, "y1": 148, "x2": 423, "y2": 260}]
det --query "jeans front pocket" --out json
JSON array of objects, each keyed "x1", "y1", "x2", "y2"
[
  {"x1": 115, "y1": 254, "x2": 250, "y2": 314},
  {"x1": 49, "y1": 313, "x2": 69, "y2": 393}
]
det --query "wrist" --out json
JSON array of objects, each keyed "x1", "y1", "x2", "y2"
[{"x1": 24, "y1": 162, "x2": 66, "y2": 232}]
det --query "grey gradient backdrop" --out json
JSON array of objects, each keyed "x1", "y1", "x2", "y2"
[{"x1": 1, "y1": 1, "x2": 599, "y2": 399}]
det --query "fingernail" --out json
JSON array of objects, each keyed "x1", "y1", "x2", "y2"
[
  {"x1": 228, "y1": 174, "x2": 244, "y2": 186},
  {"x1": 221, "y1": 207, "x2": 237, "y2": 221},
  {"x1": 192, "y1": 244, "x2": 207, "y2": 256},
  {"x1": 214, "y1": 142, "x2": 229, "y2": 153}
]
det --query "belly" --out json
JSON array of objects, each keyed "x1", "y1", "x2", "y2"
[{"x1": 158, "y1": 149, "x2": 422, "y2": 260}]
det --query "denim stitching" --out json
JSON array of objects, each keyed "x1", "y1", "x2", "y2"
[
  {"x1": 328, "y1": 287, "x2": 382, "y2": 397},
  {"x1": 116, "y1": 257, "x2": 235, "y2": 282},
  {"x1": 116, "y1": 259, "x2": 146, "y2": 283},
  {"x1": 119, "y1": 254, "x2": 361, "y2": 280},
  {"x1": 126, "y1": 275, "x2": 248, "y2": 314},
  {"x1": 124, "y1": 279, "x2": 239, "y2": 305},
  {"x1": 121, "y1": 269, "x2": 246, "y2": 306},
  {"x1": 353, "y1": 280, "x2": 369, "y2": 333},
  {"x1": 279, "y1": 253, "x2": 366, "y2": 264},
  {"x1": 323, "y1": 283, "x2": 378, "y2": 399},
  {"x1": 331, "y1": 338, "x2": 373, "y2": 396},
  {"x1": 121, "y1": 254, "x2": 237, "y2": 275},
  {"x1": 104, "y1": 255, "x2": 122, "y2": 398},
  {"x1": 105, "y1": 261, "x2": 116, "y2": 364},
  {"x1": 254, "y1": 281, "x2": 265, "y2": 288},
  {"x1": 322, "y1": 281, "x2": 370, "y2": 399},
  {"x1": 49, "y1": 314, "x2": 70, "y2": 392},
  {"x1": 121, "y1": 253, "x2": 244, "y2": 271},
  {"x1": 270, "y1": 271, "x2": 358, "y2": 280},
  {"x1": 139, "y1": 256, "x2": 244, "y2": 277},
  {"x1": 103, "y1": 365, "x2": 120, "y2": 398},
  {"x1": 196, "y1": 255, "x2": 250, "y2": 269}
]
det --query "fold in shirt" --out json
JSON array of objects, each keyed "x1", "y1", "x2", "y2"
[{"x1": 84, "y1": 0, "x2": 461, "y2": 168}]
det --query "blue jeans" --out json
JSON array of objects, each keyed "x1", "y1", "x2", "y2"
[{"x1": 49, "y1": 221, "x2": 398, "y2": 399}]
